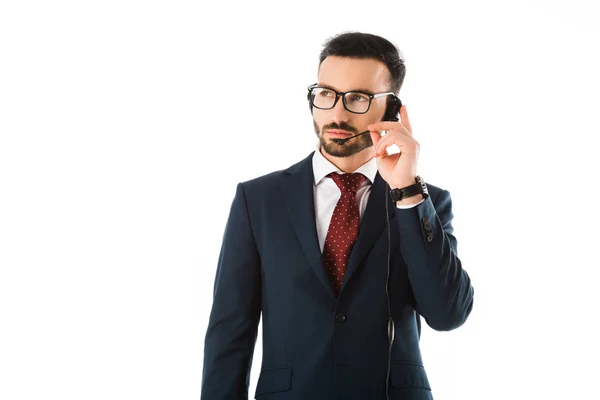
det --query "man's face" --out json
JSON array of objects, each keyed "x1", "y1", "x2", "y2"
[{"x1": 313, "y1": 56, "x2": 392, "y2": 158}]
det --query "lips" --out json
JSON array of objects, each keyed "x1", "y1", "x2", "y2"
[{"x1": 327, "y1": 130, "x2": 353, "y2": 137}]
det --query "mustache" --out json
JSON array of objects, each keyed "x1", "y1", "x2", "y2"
[{"x1": 322, "y1": 122, "x2": 358, "y2": 134}]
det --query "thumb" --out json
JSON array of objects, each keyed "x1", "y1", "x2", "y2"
[{"x1": 369, "y1": 131, "x2": 381, "y2": 147}]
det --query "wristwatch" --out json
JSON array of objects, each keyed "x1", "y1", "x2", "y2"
[{"x1": 389, "y1": 176, "x2": 429, "y2": 202}]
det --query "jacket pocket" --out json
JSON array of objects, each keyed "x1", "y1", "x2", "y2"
[
  {"x1": 390, "y1": 361, "x2": 431, "y2": 390},
  {"x1": 255, "y1": 366, "x2": 293, "y2": 397}
]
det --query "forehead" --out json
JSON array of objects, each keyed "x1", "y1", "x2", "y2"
[{"x1": 317, "y1": 56, "x2": 390, "y2": 92}]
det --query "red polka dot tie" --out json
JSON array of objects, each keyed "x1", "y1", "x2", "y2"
[{"x1": 322, "y1": 172, "x2": 367, "y2": 295}]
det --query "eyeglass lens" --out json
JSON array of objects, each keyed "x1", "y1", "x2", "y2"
[{"x1": 310, "y1": 88, "x2": 371, "y2": 113}]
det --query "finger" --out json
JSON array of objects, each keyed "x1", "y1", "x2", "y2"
[
  {"x1": 376, "y1": 152, "x2": 401, "y2": 166},
  {"x1": 369, "y1": 130, "x2": 382, "y2": 148},
  {"x1": 367, "y1": 121, "x2": 398, "y2": 131},
  {"x1": 400, "y1": 105, "x2": 412, "y2": 134},
  {"x1": 368, "y1": 121, "x2": 411, "y2": 137},
  {"x1": 374, "y1": 132, "x2": 411, "y2": 155}
]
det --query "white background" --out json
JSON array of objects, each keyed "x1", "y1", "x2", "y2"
[{"x1": 1, "y1": 1, "x2": 599, "y2": 399}]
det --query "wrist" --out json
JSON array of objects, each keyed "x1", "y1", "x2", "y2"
[
  {"x1": 390, "y1": 178, "x2": 417, "y2": 189},
  {"x1": 389, "y1": 175, "x2": 429, "y2": 203}
]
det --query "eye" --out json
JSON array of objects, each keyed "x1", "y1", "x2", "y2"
[
  {"x1": 318, "y1": 89, "x2": 333, "y2": 97},
  {"x1": 348, "y1": 93, "x2": 369, "y2": 102}
]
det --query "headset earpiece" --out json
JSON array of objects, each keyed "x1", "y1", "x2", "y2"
[{"x1": 383, "y1": 96, "x2": 402, "y2": 122}]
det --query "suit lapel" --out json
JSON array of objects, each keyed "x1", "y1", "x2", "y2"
[
  {"x1": 280, "y1": 152, "x2": 396, "y2": 299},
  {"x1": 343, "y1": 171, "x2": 396, "y2": 288},
  {"x1": 280, "y1": 151, "x2": 336, "y2": 298}
]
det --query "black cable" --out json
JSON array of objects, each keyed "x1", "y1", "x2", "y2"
[{"x1": 384, "y1": 181, "x2": 394, "y2": 400}]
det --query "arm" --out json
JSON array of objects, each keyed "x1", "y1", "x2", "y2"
[
  {"x1": 201, "y1": 182, "x2": 262, "y2": 399},
  {"x1": 395, "y1": 189, "x2": 474, "y2": 331}
]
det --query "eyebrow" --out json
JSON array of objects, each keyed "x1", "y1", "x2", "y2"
[{"x1": 317, "y1": 83, "x2": 376, "y2": 94}]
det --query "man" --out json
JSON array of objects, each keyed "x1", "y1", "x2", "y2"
[{"x1": 201, "y1": 32, "x2": 474, "y2": 400}]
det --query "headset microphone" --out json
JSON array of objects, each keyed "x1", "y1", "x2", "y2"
[{"x1": 334, "y1": 129, "x2": 371, "y2": 145}]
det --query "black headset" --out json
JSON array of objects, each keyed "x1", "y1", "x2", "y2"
[
  {"x1": 382, "y1": 96, "x2": 402, "y2": 122},
  {"x1": 309, "y1": 90, "x2": 419, "y2": 400}
]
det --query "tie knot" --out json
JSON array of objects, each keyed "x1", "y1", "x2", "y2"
[{"x1": 328, "y1": 172, "x2": 367, "y2": 193}]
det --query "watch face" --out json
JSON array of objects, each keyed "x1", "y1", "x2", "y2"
[{"x1": 390, "y1": 189, "x2": 402, "y2": 201}]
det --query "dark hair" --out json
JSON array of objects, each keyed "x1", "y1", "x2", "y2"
[{"x1": 318, "y1": 32, "x2": 406, "y2": 95}]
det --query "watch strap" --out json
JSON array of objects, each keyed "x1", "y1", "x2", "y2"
[{"x1": 389, "y1": 176, "x2": 429, "y2": 201}]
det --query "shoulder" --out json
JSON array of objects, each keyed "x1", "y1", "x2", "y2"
[{"x1": 236, "y1": 151, "x2": 313, "y2": 194}]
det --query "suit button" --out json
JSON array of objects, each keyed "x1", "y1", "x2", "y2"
[{"x1": 335, "y1": 313, "x2": 346, "y2": 323}]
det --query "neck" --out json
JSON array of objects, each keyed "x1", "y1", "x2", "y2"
[{"x1": 320, "y1": 146, "x2": 374, "y2": 173}]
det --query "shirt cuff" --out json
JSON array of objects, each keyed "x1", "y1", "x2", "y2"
[{"x1": 395, "y1": 197, "x2": 425, "y2": 209}]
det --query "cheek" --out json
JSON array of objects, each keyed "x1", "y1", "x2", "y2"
[
  {"x1": 374, "y1": 103, "x2": 388, "y2": 121},
  {"x1": 354, "y1": 115, "x2": 374, "y2": 128},
  {"x1": 313, "y1": 111, "x2": 329, "y2": 129}
]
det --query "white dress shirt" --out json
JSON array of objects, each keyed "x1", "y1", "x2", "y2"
[{"x1": 312, "y1": 143, "x2": 425, "y2": 252}]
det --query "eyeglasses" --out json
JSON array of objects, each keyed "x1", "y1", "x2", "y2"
[{"x1": 307, "y1": 83, "x2": 397, "y2": 114}]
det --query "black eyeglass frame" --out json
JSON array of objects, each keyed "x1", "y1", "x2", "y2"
[{"x1": 307, "y1": 83, "x2": 398, "y2": 114}]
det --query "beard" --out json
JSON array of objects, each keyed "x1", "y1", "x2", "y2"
[{"x1": 313, "y1": 120, "x2": 373, "y2": 158}]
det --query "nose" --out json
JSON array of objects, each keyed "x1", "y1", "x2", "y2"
[{"x1": 330, "y1": 96, "x2": 350, "y2": 124}]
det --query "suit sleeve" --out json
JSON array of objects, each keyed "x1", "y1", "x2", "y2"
[
  {"x1": 395, "y1": 189, "x2": 474, "y2": 331},
  {"x1": 201, "y1": 182, "x2": 262, "y2": 400}
]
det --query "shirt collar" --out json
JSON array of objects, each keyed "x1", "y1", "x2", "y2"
[{"x1": 312, "y1": 142, "x2": 377, "y2": 186}]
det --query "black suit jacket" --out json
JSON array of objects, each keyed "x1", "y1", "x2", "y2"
[{"x1": 201, "y1": 151, "x2": 474, "y2": 399}]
